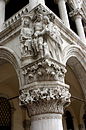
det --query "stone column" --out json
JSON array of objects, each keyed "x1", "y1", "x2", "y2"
[
  {"x1": 55, "y1": 0, "x2": 70, "y2": 28},
  {"x1": 29, "y1": 0, "x2": 45, "y2": 10},
  {"x1": 70, "y1": 9, "x2": 86, "y2": 43},
  {"x1": 0, "y1": 0, "x2": 7, "y2": 31},
  {"x1": 19, "y1": 58, "x2": 71, "y2": 130},
  {"x1": 31, "y1": 114, "x2": 63, "y2": 130},
  {"x1": 19, "y1": 6, "x2": 71, "y2": 130}
]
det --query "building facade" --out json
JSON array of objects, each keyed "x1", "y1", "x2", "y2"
[{"x1": 0, "y1": 0, "x2": 86, "y2": 130}]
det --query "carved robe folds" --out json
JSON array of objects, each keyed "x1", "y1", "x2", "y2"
[{"x1": 19, "y1": 5, "x2": 71, "y2": 130}]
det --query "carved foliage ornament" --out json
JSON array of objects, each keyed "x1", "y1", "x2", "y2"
[
  {"x1": 19, "y1": 87, "x2": 71, "y2": 105},
  {"x1": 22, "y1": 58, "x2": 66, "y2": 85}
]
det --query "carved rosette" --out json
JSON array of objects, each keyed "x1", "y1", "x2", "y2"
[
  {"x1": 22, "y1": 57, "x2": 66, "y2": 85},
  {"x1": 19, "y1": 85, "x2": 71, "y2": 116}
]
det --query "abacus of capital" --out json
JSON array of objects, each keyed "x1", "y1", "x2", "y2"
[{"x1": 19, "y1": 5, "x2": 71, "y2": 130}]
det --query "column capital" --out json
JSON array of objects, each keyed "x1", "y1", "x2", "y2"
[
  {"x1": 69, "y1": 9, "x2": 83, "y2": 19},
  {"x1": 19, "y1": 82, "x2": 71, "y2": 116}
]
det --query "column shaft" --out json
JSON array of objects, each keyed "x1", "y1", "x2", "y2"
[
  {"x1": 75, "y1": 15, "x2": 86, "y2": 43},
  {"x1": 57, "y1": 0, "x2": 70, "y2": 28},
  {"x1": 29, "y1": 0, "x2": 45, "y2": 10},
  {"x1": 0, "y1": 0, "x2": 5, "y2": 31},
  {"x1": 31, "y1": 114, "x2": 63, "y2": 130}
]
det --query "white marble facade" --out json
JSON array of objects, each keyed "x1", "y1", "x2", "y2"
[{"x1": 0, "y1": 0, "x2": 86, "y2": 130}]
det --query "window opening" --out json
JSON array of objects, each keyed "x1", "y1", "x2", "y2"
[{"x1": 0, "y1": 97, "x2": 11, "y2": 130}]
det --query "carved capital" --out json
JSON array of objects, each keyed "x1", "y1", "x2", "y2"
[
  {"x1": 22, "y1": 57, "x2": 66, "y2": 85},
  {"x1": 19, "y1": 84, "x2": 71, "y2": 116},
  {"x1": 69, "y1": 9, "x2": 83, "y2": 19}
]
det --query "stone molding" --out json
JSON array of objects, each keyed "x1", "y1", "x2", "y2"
[
  {"x1": 63, "y1": 44, "x2": 85, "y2": 65},
  {"x1": 0, "y1": 46, "x2": 21, "y2": 87},
  {"x1": 69, "y1": 8, "x2": 83, "y2": 18},
  {"x1": 0, "y1": 46, "x2": 20, "y2": 71},
  {"x1": 31, "y1": 114, "x2": 62, "y2": 121}
]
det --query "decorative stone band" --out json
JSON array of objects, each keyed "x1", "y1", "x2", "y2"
[
  {"x1": 31, "y1": 114, "x2": 62, "y2": 121},
  {"x1": 69, "y1": 8, "x2": 83, "y2": 18},
  {"x1": 19, "y1": 86, "x2": 71, "y2": 116}
]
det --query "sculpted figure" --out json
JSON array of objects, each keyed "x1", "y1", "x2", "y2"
[
  {"x1": 20, "y1": 17, "x2": 33, "y2": 55},
  {"x1": 33, "y1": 12, "x2": 51, "y2": 57},
  {"x1": 33, "y1": 13, "x2": 44, "y2": 57}
]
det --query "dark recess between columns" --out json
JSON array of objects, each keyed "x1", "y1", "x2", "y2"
[{"x1": 5, "y1": 0, "x2": 29, "y2": 20}]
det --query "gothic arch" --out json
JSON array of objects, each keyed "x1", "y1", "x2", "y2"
[
  {"x1": 63, "y1": 45, "x2": 86, "y2": 70},
  {"x1": 0, "y1": 46, "x2": 21, "y2": 88},
  {"x1": 63, "y1": 45, "x2": 86, "y2": 97}
]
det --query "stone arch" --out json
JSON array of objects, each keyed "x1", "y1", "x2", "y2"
[
  {"x1": 0, "y1": 46, "x2": 22, "y2": 88},
  {"x1": 63, "y1": 44, "x2": 86, "y2": 97},
  {"x1": 63, "y1": 45, "x2": 85, "y2": 67}
]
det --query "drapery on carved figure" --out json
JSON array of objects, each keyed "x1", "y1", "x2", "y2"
[
  {"x1": 33, "y1": 12, "x2": 49, "y2": 57},
  {"x1": 20, "y1": 17, "x2": 34, "y2": 56},
  {"x1": 20, "y1": 6, "x2": 63, "y2": 60}
]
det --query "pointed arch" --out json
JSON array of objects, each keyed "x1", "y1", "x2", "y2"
[
  {"x1": 63, "y1": 45, "x2": 86, "y2": 70},
  {"x1": 63, "y1": 45, "x2": 86, "y2": 97},
  {"x1": 0, "y1": 46, "x2": 21, "y2": 88}
]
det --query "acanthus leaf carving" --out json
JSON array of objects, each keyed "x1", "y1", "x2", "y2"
[
  {"x1": 22, "y1": 58, "x2": 66, "y2": 85},
  {"x1": 19, "y1": 86, "x2": 71, "y2": 116}
]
